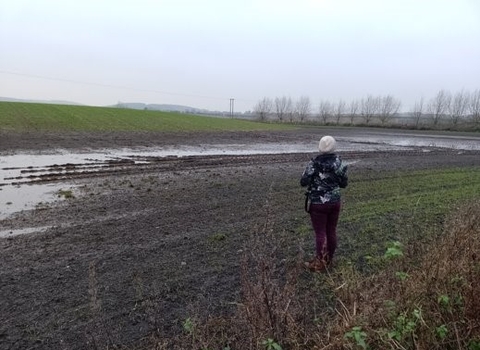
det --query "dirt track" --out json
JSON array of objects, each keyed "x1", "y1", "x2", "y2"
[{"x1": 1, "y1": 128, "x2": 479, "y2": 349}]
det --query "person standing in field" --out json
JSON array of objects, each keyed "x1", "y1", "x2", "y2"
[{"x1": 300, "y1": 135, "x2": 348, "y2": 272}]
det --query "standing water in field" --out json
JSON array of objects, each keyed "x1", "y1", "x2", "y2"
[{"x1": 1, "y1": 132, "x2": 479, "y2": 224}]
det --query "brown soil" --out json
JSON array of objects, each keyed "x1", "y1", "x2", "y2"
[{"x1": 0, "y1": 128, "x2": 479, "y2": 349}]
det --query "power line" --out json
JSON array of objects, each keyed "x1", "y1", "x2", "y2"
[{"x1": 0, "y1": 69, "x2": 231, "y2": 101}]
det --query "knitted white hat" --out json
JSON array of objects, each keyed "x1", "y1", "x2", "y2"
[{"x1": 319, "y1": 135, "x2": 336, "y2": 153}]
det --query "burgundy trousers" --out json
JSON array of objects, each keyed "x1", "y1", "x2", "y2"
[{"x1": 309, "y1": 201, "x2": 341, "y2": 262}]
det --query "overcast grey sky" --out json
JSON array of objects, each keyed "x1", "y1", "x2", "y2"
[{"x1": 1, "y1": 0, "x2": 479, "y2": 112}]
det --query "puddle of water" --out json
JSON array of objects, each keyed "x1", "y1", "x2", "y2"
[
  {"x1": 0, "y1": 151, "x2": 118, "y2": 185},
  {"x1": 0, "y1": 183, "x2": 75, "y2": 220},
  {"x1": 0, "y1": 141, "x2": 387, "y2": 221},
  {"x1": 1, "y1": 134, "x2": 478, "y2": 222},
  {"x1": 0, "y1": 142, "x2": 406, "y2": 186},
  {"x1": 345, "y1": 134, "x2": 480, "y2": 151}
]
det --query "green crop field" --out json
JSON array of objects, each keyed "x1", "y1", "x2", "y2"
[
  {"x1": 0, "y1": 101, "x2": 292, "y2": 132},
  {"x1": 338, "y1": 167, "x2": 480, "y2": 266},
  {"x1": 279, "y1": 166, "x2": 480, "y2": 270}
]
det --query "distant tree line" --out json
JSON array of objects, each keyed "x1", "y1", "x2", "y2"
[{"x1": 252, "y1": 89, "x2": 480, "y2": 130}]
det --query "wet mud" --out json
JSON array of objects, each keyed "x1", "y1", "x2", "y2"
[{"x1": 0, "y1": 127, "x2": 479, "y2": 349}]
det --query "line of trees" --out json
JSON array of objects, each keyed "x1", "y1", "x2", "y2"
[{"x1": 253, "y1": 89, "x2": 480, "y2": 129}]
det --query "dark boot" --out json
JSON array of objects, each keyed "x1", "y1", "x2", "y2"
[{"x1": 305, "y1": 256, "x2": 326, "y2": 272}]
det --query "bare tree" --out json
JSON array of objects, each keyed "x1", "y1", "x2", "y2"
[
  {"x1": 348, "y1": 100, "x2": 359, "y2": 125},
  {"x1": 285, "y1": 97, "x2": 295, "y2": 122},
  {"x1": 469, "y1": 89, "x2": 480, "y2": 126},
  {"x1": 318, "y1": 100, "x2": 333, "y2": 124},
  {"x1": 378, "y1": 95, "x2": 401, "y2": 125},
  {"x1": 274, "y1": 96, "x2": 289, "y2": 122},
  {"x1": 411, "y1": 97, "x2": 424, "y2": 128},
  {"x1": 449, "y1": 90, "x2": 470, "y2": 126},
  {"x1": 295, "y1": 96, "x2": 311, "y2": 122},
  {"x1": 428, "y1": 89, "x2": 451, "y2": 126},
  {"x1": 334, "y1": 100, "x2": 346, "y2": 125},
  {"x1": 253, "y1": 97, "x2": 273, "y2": 121},
  {"x1": 360, "y1": 95, "x2": 380, "y2": 124}
]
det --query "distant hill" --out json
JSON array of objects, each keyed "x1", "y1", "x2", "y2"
[
  {"x1": 0, "y1": 96, "x2": 83, "y2": 105},
  {"x1": 113, "y1": 102, "x2": 212, "y2": 114}
]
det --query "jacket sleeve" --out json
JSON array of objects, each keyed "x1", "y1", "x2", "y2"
[
  {"x1": 336, "y1": 162, "x2": 348, "y2": 188},
  {"x1": 300, "y1": 160, "x2": 315, "y2": 187}
]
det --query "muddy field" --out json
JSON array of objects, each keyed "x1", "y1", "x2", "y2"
[{"x1": 1, "y1": 128, "x2": 479, "y2": 349}]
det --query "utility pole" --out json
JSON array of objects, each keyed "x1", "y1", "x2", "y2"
[{"x1": 229, "y1": 98, "x2": 234, "y2": 118}]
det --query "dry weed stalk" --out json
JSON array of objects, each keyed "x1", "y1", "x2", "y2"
[
  {"x1": 237, "y1": 186, "x2": 307, "y2": 348},
  {"x1": 410, "y1": 200, "x2": 480, "y2": 347}
]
